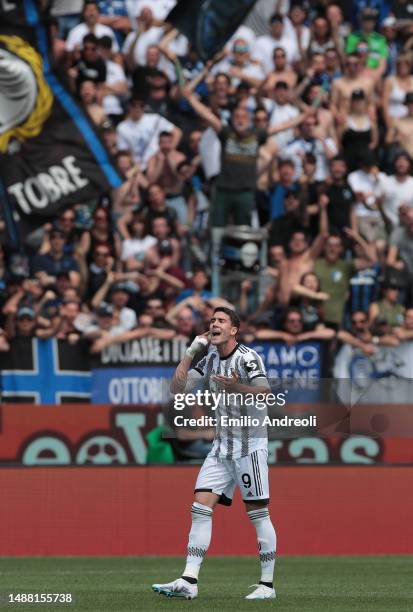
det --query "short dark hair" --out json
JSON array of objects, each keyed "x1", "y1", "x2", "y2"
[
  {"x1": 83, "y1": 33, "x2": 98, "y2": 46},
  {"x1": 97, "y1": 35, "x2": 112, "y2": 49},
  {"x1": 212, "y1": 307, "x2": 240, "y2": 330},
  {"x1": 159, "y1": 131, "x2": 172, "y2": 139},
  {"x1": 331, "y1": 154, "x2": 347, "y2": 165},
  {"x1": 281, "y1": 307, "x2": 303, "y2": 329},
  {"x1": 176, "y1": 159, "x2": 190, "y2": 172},
  {"x1": 278, "y1": 158, "x2": 295, "y2": 169},
  {"x1": 214, "y1": 72, "x2": 231, "y2": 85},
  {"x1": 270, "y1": 13, "x2": 283, "y2": 24}
]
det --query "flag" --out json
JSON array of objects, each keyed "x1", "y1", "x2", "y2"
[
  {"x1": 0, "y1": 338, "x2": 91, "y2": 404},
  {"x1": 167, "y1": 0, "x2": 258, "y2": 61},
  {"x1": 0, "y1": 0, "x2": 122, "y2": 244}
]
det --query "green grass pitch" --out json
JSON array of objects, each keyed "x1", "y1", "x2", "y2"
[{"x1": 0, "y1": 556, "x2": 412, "y2": 611}]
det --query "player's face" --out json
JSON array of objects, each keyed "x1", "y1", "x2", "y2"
[{"x1": 209, "y1": 313, "x2": 237, "y2": 345}]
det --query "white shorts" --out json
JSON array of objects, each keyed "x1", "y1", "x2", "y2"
[{"x1": 195, "y1": 449, "x2": 269, "y2": 506}]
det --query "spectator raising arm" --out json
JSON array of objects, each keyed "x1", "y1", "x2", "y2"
[{"x1": 182, "y1": 89, "x2": 223, "y2": 133}]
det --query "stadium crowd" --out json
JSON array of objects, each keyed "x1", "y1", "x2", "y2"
[{"x1": 2, "y1": 0, "x2": 413, "y2": 362}]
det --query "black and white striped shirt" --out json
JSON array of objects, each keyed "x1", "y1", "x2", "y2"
[{"x1": 191, "y1": 343, "x2": 270, "y2": 459}]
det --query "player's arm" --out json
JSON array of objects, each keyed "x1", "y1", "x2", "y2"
[{"x1": 170, "y1": 332, "x2": 210, "y2": 394}]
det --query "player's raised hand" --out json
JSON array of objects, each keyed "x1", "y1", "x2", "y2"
[{"x1": 185, "y1": 332, "x2": 210, "y2": 358}]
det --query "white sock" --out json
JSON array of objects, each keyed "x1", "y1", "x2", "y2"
[
  {"x1": 183, "y1": 502, "x2": 213, "y2": 580},
  {"x1": 248, "y1": 507, "x2": 276, "y2": 584}
]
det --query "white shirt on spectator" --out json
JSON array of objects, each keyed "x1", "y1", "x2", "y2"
[
  {"x1": 122, "y1": 26, "x2": 164, "y2": 66},
  {"x1": 252, "y1": 33, "x2": 299, "y2": 73},
  {"x1": 121, "y1": 235, "x2": 158, "y2": 261},
  {"x1": 348, "y1": 169, "x2": 385, "y2": 219},
  {"x1": 210, "y1": 58, "x2": 265, "y2": 88},
  {"x1": 66, "y1": 23, "x2": 119, "y2": 52},
  {"x1": 119, "y1": 306, "x2": 137, "y2": 331},
  {"x1": 103, "y1": 60, "x2": 127, "y2": 116},
  {"x1": 283, "y1": 16, "x2": 310, "y2": 52},
  {"x1": 378, "y1": 174, "x2": 413, "y2": 227},
  {"x1": 282, "y1": 136, "x2": 337, "y2": 182},
  {"x1": 126, "y1": 0, "x2": 176, "y2": 22},
  {"x1": 116, "y1": 113, "x2": 177, "y2": 169},
  {"x1": 268, "y1": 101, "x2": 300, "y2": 149},
  {"x1": 200, "y1": 128, "x2": 221, "y2": 179}
]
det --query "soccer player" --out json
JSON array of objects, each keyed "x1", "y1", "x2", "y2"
[{"x1": 152, "y1": 307, "x2": 277, "y2": 600}]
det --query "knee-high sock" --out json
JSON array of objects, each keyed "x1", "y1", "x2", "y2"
[
  {"x1": 248, "y1": 507, "x2": 276, "y2": 584},
  {"x1": 183, "y1": 502, "x2": 213, "y2": 580}
]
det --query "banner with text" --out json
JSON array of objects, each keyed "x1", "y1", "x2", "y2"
[
  {"x1": 91, "y1": 337, "x2": 188, "y2": 404},
  {"x1": 251, "y1": 340, "x2": 329, "y2": 402}
]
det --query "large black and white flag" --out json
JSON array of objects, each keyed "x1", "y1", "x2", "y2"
[{"x1": 0, "y1": 0, "x2": 122, "y2": 245}]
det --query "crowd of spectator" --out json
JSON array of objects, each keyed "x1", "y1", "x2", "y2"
[{"x1": 2, "y1": 0, "x2": 413, "y2": 364}]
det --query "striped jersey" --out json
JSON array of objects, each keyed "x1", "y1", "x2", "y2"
[{"x1": 190, "y1": 342, "x2": 269, "y2": 459}]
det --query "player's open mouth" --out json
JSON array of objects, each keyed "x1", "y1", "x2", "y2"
[{"x1": 211, "y1": 331, "x2": 221, "y2": 337}]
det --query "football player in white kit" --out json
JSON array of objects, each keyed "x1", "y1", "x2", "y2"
[{"x1": 152, "y1": 307, "x2": 277, "y2": 600}]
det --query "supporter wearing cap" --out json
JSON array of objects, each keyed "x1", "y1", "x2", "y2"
[
  {"x1": 109, "y1": 282, "x2": 137, "y2": 331},
  {"x1": 97, "y1": 35, "x2": 128, "y2": 124},
  {"x1": 267, "y1": 81, "x2": 300, "y2": 151},
  {"x1": 116, "y1": 97, "x2": 182, "y2": 169},
  {"x1": 90, "y1": 270, "x2": 138, "y2": 330},
  {"x1": 346, "y1": 7, "x2": 388, "y2": 75},
  {"x1": 339, "y1": 88, "x2": 378, "y2": 172},
  {"x1": 251, "y1": 13, "x2": 300, "y2": 74},
  {"x1": 83, "y1": 302, "x2": 125, "y2": 341},
  {"x1": 7, "y1": 306, "x2": 37, "y2": 340}
]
